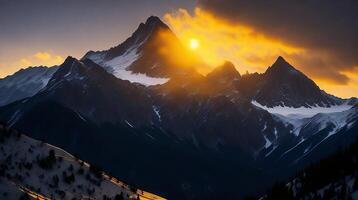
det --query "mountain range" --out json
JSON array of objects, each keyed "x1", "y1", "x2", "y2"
[{"x1": 0, "y1": 16, "x2": 357, "y2": 199}]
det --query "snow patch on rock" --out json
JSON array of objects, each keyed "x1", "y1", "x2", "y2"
[
  {"x1": 86, "y1": 45, "x2": 169, "y2": 86},
  {"x1": 251, "y1": 100, "x2": 353, "y2": 119}
]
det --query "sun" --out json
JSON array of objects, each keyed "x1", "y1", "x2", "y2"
[{"x1": 190, "y1": 39, "x2": 199, "y2": 50}]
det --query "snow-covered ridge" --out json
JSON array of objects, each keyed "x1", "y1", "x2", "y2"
[
  {"x1": 254, "y1": 99, "x2": 358, "y2": 161},
  {"x1": 85, "y1": 31, "x2": 169, "y2": 86},
  {"x1": 251, "y1": 100, "x2": 353, "y2": 119},
  {"x1": 0, "y1": 66, "x2": 59, "y2": 106},
  {"x1": 0, "y1": 124, "x2": 165, "y2": 200},
  {"x1": 0, "y1": 66, "x2": 56, "y2": 88},
  {"x1": 86, "y1": 47, "x2": 169, "y2": 86},
  {"x1": 83, "y1": 16, "x2": 173, "y2": 86}
]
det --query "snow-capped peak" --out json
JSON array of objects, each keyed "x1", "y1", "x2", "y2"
[
  {"x1": 83, "y1": 16, "x2": 172, "y2": 86},
  {"x1": 85, "y1": 41, "x2": 169, "y2": 86},
  {"x1": 83, "y1": 16, "x2": 206, "y2": 86}
]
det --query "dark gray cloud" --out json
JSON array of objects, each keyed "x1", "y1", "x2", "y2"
[{"x1": 199, "y1": 0, "x2": 358, "y2": 83}]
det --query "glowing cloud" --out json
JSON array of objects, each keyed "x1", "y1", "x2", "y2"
[
  {"x1": 0, "y1": 52, "x2": 64, "y2": 78},
  {"x1": 35, "y1": 52, "x2": 52, "y2": 61},
  {"x1": 316, "y1": 68, "x2": 358, "y2": 99},
  {"x1": 164, "y1": 8, "x2": 304, "y2": 74},
  {"x1": 164, "y1": 8, "x2": 357, "y2": 98},
  {"x1": 18, "y1": 52, "x2": 64, "y2": 68}
]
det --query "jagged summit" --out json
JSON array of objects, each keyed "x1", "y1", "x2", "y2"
[
  {"x1": 217, "y1": 61, "x2": 239, "y2": 75},
  {"x1": 144, "y1": 15, "x2": 167, "y2": 28},
  {"x1": 62, "y1": 56, "x2": 77, "y2": 65},
  {"x1": 52, "y1": 56, "x2": 84, "y2": 75},
  {"x1": 83, "y1": 15, "x2": 206, "y2": 85},
  {"x1": 242, "y1": 56, "x2": 344, "y2": 108},
  {"x1": 272, "y1": 56, "x2": 292, "y2": 69},
  {"x1": 207, "y1": 61, "x2": 241, "y2": 83},
  {"x1": 83, "y1": 16, "x2": 168, "y2": 62},
  {"x1": 266, "y1": 56, "x2": 300, "y2": 75},
  {"x1": 275, "y1": 56, "x2": 287, "y2": 64},
  {"x1": 60, "y1": 56, "x2": 99, "y2": 70},
  {"x1": 44, "y1": 56, "x2": 110, "y2": 91},
  {"x1": 45, "y1": 57, "x2": 86, "y2": 89},
  {"x1": 84, "y1": 16, "x2": 167, "y2": 60},
  {"x1": 265, "y1": 56, "x2": 313, "y2": 82}
]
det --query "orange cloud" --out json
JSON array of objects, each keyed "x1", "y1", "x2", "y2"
[
  {"x1": 17, "y1": 52, "x2": 64, "y2": 68},
  {"x1": 0, "y1": 52, "x2": 64, "y2": 78},
  {"x1": 35, "y1": 52, "x2": 52, "y2": 60},
  {"x1": 317, "y1": 68, "x2": 358, "y2": 98},
  {"x1": 164, "y1": 8, "x2": 357, "y2": 98},
  {"x1": 164, "y1": 8, "x2": 304, "y2": 74}
]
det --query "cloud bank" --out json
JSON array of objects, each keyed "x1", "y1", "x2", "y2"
[{"x1": 198, "y1": 0, "x2": 358, "y2": 84}]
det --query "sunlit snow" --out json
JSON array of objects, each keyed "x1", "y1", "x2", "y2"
[
  {"x1": 251, "y1": 100, "x2": 352, "y2": 119},
  {"x1": 152, "y1": 105, "x2": 162, "y2": 122},
  {"x1": 87, "y1": 45, "x2": 169, "y2": 86}
]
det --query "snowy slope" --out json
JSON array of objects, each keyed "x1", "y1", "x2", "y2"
[
  {"x1": 86, "y1": 42, "x2": 169, "y2": 86},
  {"x1": 252, "y1": 100, "x2": 354, "y2": 137},
  {"x1": 0, "y1": 124, "x2": 165, "y2": 200},
  {"x1": 83, "y1": 16, "x2": 205, "y2": 86},
  {"x1": 83, "y1": 16, "x2": 172, "y2": 86},
  {"x1": 251, "y1": 100, "x2": 353, "y2": 120},
  {"x1": 290, "y1": 107, "x2": 357, "y2": 159},
  {"x1": 253, "y1": 100, "x2": 358, "y2": 164},
  {"x1": 0, "y1": 66, "x2": 58, "y2": 106}
]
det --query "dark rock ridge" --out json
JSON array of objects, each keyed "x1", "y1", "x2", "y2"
[
  {"x1": 207, "y1": 61, "x2": 241, "y2": 83},
  {"x1": 30, "y1": 56, "x2": 155, "y2": 125},
  {"x1": 0, "y1": 55, "x2": 287, "y2": 199},
  {"x1": 238, "y1": 56, "x2": 343, "y2": 107}
]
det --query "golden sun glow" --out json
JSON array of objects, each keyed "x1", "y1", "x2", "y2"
[
  {"x1": 164, "y1": 8, "x2": 358, "y2": 98},
  {"x1": 190, "y1": 39, "x2": 199, "y2": 50},
  {"x1": 164, "y1": 8, "x2": 304, "y2": 74},
  {"x1": 0, "y1": 52, "x2": 64, "y2": 78}
]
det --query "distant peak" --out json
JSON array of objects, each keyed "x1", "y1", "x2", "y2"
[
  {"x1": 271, "y1": 56, "x2": 292, "y2": 68},
  {"x1": 57, "y1": 57, "x2": 81, "y2": 74},
  {"x1": 145, "y1": 16, "x2": 162, "y2": 24},
  {"x1": 136, "y1": 16, "x2": 167, "y2": 32},
  {"x1": 63, "y1": 56, "x2": 78, "y2": 64},
  {"x1": 219, "y1": 61, "x2": 237, "y2": 72},
  {"x1": 267, "y1": 56, "x2": 299, "y2": 74},
  {"x1": 207, "y1": 61, "x2": 241, "y2": 82},
  {"x1": 275, "y1": 56, "x2": 287, "y2": 63},
  {"x1": 143, "y1": 15, "x2": 168, "y2": 31}
]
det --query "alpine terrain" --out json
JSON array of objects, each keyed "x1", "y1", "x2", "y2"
[{"x1": 0, "y1": 16, "x2": 357, "y2": 200}]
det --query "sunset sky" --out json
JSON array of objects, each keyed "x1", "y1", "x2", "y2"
[{"x1": 0, "y1": 0, "x2": 357, "y2": 98}]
